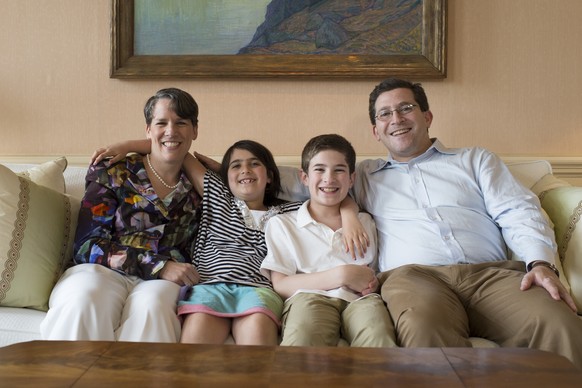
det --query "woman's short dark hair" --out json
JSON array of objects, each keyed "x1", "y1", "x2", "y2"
[
  {"x1": 368, "y1": 78, "x2": 429, "y2": 124},
  {"x1": 219, "y1": 140, "x2": 284, "y2": 206},
  {"x1": 144, "y1": 88, "x2": 199, "y2": 126}
]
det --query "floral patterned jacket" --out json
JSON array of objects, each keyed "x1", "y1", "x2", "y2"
[{"x1": 73, "y1": 153, "x2": 201, "y2": 279}]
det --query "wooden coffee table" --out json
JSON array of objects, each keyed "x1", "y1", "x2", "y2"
[{"x1": 0, "y1": 341, "x2": 580, "y2": 387}]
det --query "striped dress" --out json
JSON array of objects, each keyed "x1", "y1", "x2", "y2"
[{"x1": 192, "y1": 171, "x2": 300, "y2": 288}]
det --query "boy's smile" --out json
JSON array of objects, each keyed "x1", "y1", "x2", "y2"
[{"x1": 302, "y1": 150, "x2": 354, "y2": 210}]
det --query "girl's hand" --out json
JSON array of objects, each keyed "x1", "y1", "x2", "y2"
[
  {"x1": 342, "y1": 214, "x2": 369, "y2": 259},
  {"x1": 91, "y1": 139, "x2": 152, "y2": 165},
  {"x1": 91, "y1": 142, "x2": 132, "y2": 165}
]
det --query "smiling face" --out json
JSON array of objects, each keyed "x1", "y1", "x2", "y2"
[
  {"x1": 301, "y1": 149, "x2": 354, "y2": 209},
  {"x1": 226, "y1": 148, "x2": 271, "y2": 210},
  {"x1": 146, "y1": 98, "x2": 198, "y2": 166},
  {"x1": 372, "y1": 88, "x2": 433, "y2": 162}
]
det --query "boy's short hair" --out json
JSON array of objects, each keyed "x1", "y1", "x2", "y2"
[{"x1": 301, "y1": 134, "x2": 356, "y2": 173}]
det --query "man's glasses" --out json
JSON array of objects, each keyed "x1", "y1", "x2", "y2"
[{"x1": 375, "y1": 104, "x2": 418, "y2": 122}]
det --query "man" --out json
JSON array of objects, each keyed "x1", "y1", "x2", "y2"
[{"x1": 353, "y1": 78, "x2": 582, "y2": 368}]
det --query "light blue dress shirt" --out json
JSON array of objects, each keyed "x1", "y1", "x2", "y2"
[{"x1": 353, "y1": 139, "x2": 556, "y2": 272}]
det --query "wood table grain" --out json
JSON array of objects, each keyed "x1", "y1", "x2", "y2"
[{"x1": 0, "y1": 341, "x2": 580, "y2": 387}]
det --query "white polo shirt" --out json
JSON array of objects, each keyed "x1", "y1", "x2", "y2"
[{"x1": 261, "y1": 200, "x2": 378, "y2": 302}]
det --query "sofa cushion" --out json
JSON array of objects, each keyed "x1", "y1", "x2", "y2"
[
  {"x1": 0, "y1": 307, "x2": 44, "y2": 347},
  {"x1": 0, "y1": 160, "x2": 79, "y2": 312},
  {"x1": 525, "y1": 173, "x2": 573, "y2": 294},
  {"x1": 14, "y1": 156, "x2": 67, "y2": 194},
  {"x1": 539, "y1": 186, "x2": 582, "y2": 313},
  {"x1": 506, "y1": 160, "x2": 553, "y2": 190}
]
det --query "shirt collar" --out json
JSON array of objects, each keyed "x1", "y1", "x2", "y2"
[
  {"x1": 296, "y1": 200, "x2": 316, "y2": 228},
  {"x1": 371, "y1": 138, "x2": 458, "y2": 173}
]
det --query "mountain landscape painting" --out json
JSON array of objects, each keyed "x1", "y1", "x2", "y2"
[
  {"x1": 135, "y1": 0, "x2": 423, "y2": 56},
  {"x1": 111, "y1": 0, "x2": 445, "y2": 79}
]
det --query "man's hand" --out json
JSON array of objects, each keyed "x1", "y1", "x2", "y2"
[
  {"x1": 520, "y1": 266, "x2": 577, "y2": 312},
  {"x1": 159, "y1": 261, "x2": 200, "y2": 287}
]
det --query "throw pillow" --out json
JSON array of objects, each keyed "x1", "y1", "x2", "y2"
[
  {"x1": 15, "y1": 156, "x2": 67, "y2": 194},
  {"x1": 540, "y1": 187, "x2": 582, "y2": 313},
  {"x1": 0, "y1": 161, "x2": 78, "y2": 311}
]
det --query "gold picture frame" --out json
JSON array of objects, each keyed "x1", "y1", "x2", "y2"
[{"x1": 110, "y1": 0, "x2": 447, "y2": 79}]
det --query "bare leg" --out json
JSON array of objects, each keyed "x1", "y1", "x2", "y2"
[
  {"x1": 232, "y1": 314, "x2": 278, "y2": 346},
  {"x1": 180, "y1": 313, "x2": 231, "y2": 344}
]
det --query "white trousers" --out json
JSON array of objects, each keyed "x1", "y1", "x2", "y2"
[{"x1": 40, "y1": 263, "x2": 181, "y2": 342}]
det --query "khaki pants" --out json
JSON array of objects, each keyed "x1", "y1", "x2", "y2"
[
  {"x1": 280, "y1": 293, "x2": 396, "y2": 347},
  {"x1": 380, "y1": 261, "x2": 582, "y2": 369}
]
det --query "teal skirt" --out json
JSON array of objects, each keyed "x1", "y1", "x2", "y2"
[{"x1": 177, "y1": 283, "x2": 284, "y2": 326}]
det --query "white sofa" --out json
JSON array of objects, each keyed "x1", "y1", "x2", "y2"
[{"x1": 0, "y1": 157, "x2": 581, "y2": 348}]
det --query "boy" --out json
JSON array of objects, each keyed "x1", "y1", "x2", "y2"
[{"x1": 261, "y1": 134, "x2": 396, "y2": 347}]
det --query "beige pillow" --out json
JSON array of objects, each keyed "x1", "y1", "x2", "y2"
[
  {"x1": 0, "y1": 160, "x2": 78, "y2": 311},
  {"x1": 15, "y1": 156, "x2": 67, "y2": 194},
  {"x1": 540, "y1": 186, "x2": 582, "y2": 313}
]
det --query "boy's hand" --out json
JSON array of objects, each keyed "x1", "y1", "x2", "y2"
[
  {"x1": 360, "y1": 276, "x2": 379, "y2": 296},
  {"x1": 341, "y1": 265, "x2": 376, "y2": 294}
]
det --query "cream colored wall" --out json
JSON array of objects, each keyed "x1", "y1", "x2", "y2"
[{"x1": 1, "y1": 0, "x2": 581, "y2": 163}]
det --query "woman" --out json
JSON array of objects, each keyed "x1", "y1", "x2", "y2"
[{"x1": 40, "y1": 88, "x2": 201, "y2": 342}]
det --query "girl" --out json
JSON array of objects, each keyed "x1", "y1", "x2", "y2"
[{"x1": 179, "y1": 140, "x2": 298, "y2": 345}]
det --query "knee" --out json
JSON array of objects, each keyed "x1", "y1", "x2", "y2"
[
  {"x1": 281, "y1": 324, "x2": 331, "y2": 346},
  {"x1": 51, "y1": 280, "x2": 104, "y2": 310}
]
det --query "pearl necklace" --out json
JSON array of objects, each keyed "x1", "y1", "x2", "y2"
[{"x1": 146, "y1": 153, "x2": 180, "y2": 189}]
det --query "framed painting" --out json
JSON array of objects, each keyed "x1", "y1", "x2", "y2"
[{"x1": 110, "y1": 0, "x2": 446, "y2": 79}]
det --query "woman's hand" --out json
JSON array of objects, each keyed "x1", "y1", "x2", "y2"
[
  {"x1": 158, "y1": 261, "x2": 200, "y2": 287},
  {"x1": 194, "y1": 151, "x2": 221, "y2": 173}
]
